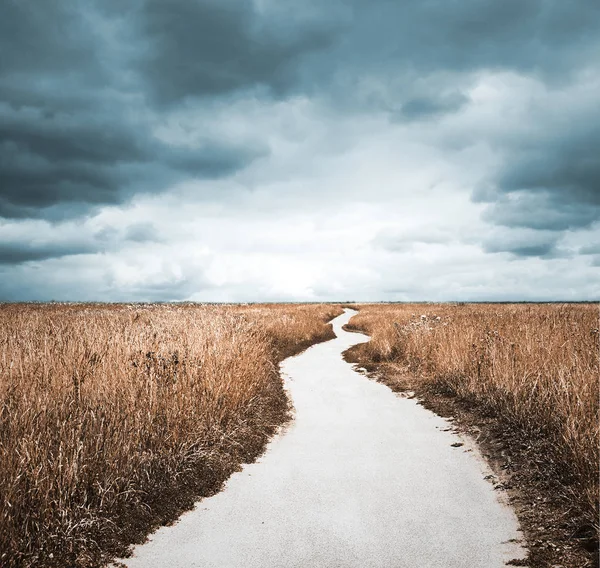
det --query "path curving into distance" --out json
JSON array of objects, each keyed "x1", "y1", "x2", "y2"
[{"x1": 122, "y1": 309, "x2": 526, "y2": 568}]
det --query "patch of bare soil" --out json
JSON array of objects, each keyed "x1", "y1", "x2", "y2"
[{"x1": 343, "y1": 342, "x2": 599, "y2": 568}]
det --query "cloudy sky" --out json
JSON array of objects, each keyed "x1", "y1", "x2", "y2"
[{"x1": 1, "y1": 0, "x2": 599, "y2": 301}]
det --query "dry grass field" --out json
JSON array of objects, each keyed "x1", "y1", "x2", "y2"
[
  {"x1": 344, "y1": 303, "x2": 599, "y2": 564},
  {"x1": 0, "y1": 303, "x2": 342, "y2": 568}
]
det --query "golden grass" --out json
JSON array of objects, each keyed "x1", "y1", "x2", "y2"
[
  {"x1": 345, "y1": 303, "x2": 599, "y2": 528},
  {"x1": 0, "y1": 302, "x2": 342, "y2": 567}
]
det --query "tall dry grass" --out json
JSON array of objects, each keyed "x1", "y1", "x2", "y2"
[
  {"x1": 0, "y1": 303, "x2": 342, "y2": 567},
  {"x1": 346, "y1": 303, "x2": 599, "y2": 527}
]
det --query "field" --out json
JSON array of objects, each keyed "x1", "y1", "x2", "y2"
[
  {"x1": 1, "y1": 302, "x2": 597, "y2": 567},
  {"x1": 0, "y1": 303, "x2": 343, "y2": 568},
  {"x1": 344, "y1": 303, "x2": 599, "y2": 564}
]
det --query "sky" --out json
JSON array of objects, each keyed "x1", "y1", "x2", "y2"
[{"x1": 1, "y1": 0, "x2": 599, "y2": 302}]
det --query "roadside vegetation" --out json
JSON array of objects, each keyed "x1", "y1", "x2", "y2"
[
  {"x1": 344, "y1": 303, "x2": 599, "y2": 567},
  {"x1": 0, "y1": 302, "x2": 342, "y2": 568}
]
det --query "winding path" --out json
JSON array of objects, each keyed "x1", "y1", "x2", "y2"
[{"x1": 123, "y1": 309, "x2": 526, "y2": 567}]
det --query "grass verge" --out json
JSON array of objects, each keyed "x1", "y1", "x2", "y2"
[
  {"x1": 0, "y1": 303, "x2": 342, "y2": 567},
  {"x1": 343, "y1": 303, "x2": 599, "y2": 568}
]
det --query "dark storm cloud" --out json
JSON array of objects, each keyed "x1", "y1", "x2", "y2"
[
  {"x1": 481, "y1": 230, "x2": 578, "y2": 259},
  {"x1": 476, "y1": 118, "x2": 600, "y2": 239},
  {"x1": 0, "y1": 261, "x2": 204, "y2": 302},
  {"x1": 483, "y1": 239, "x2": 558, "y2": 258},
  {"x1": 128, "y1": 0, "x2": 600, "y2": 109},
  {"x1": 351, "y1": 0, "x2": 600, "y2": 77},
  {"x1": 0, "y1": 240, "x2": 95, "y2": 265},
  {"x1": 109, "y1": 0, "x2": 600, "y2": 134},
  {"x1": 580, "y1": 243, "x2": 600, "y2": 255},
  {"x1": 397, "y1": 93, "x2": 469, "y2": 121},
  {"x1": 498, "y1": 126, "x2": 600, "y2": 203},
  {"x1": 481, "y1": 192, "x2": 600, "y2": 232},
  {"x1": 0, "y1": 219, "x2": 163, "y2": 267},
  {"x1": 298, "y1": 0, "x2": 600, "y2": 115},
  {"x1": 0, "y1": 101, "x2": 263, "y2": 218},
  {"x1": 3, "y1": 0, "x2": 599, "y2": 221},
  {"x1": 0, "y1": 0, "x2": 273, "y2": 220},
  {"x1": 0, "y1": 1, "x2": 104, "y2": 80},
  {"x1": 135, "y1": 0, "x2": 338, "y2": 106}
]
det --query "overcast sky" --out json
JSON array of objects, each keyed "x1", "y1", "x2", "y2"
[{"x1": 1, "y1": 0, "x2": 599, "y2": 301}]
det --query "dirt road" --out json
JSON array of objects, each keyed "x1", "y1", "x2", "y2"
[{"x1": 122, "y1": 309, "x2": 526, "y2": 567}]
